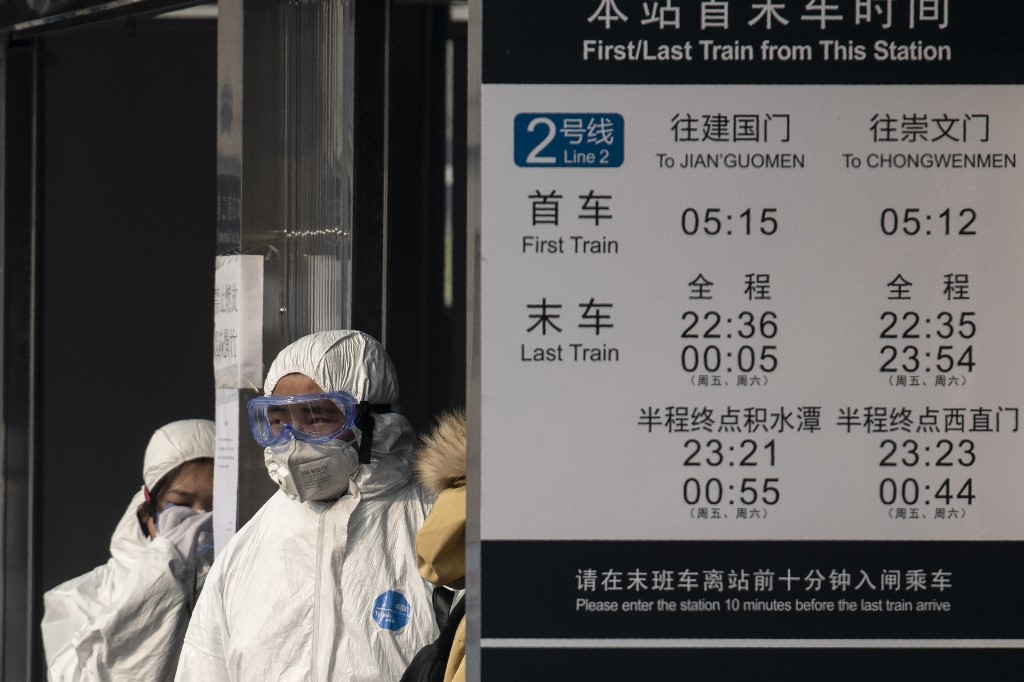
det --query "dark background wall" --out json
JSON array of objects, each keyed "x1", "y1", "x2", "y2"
[
  {"x1": 39, "y1": 18, "x2": 216, "y2": 593},
  {"x1": 385, "y1": 4, "x2": 467, "y2": 432}
]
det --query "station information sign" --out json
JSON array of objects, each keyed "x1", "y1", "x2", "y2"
[{"x1": 476, "y1": 1, "x2": 1024, "y2": 677}]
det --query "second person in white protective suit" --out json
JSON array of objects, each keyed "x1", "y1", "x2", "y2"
[
  {"x1": 40, "y1": 418, "x2": 216, "y2": 682},
  {"x1": 176, "y1": 329, "x2": 438, "y2": 681}
]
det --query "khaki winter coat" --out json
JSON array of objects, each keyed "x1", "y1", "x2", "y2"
[{"x1": 415, "y1": 411, "x2": 467, "y2": 682}]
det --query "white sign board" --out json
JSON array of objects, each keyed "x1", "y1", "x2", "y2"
[
  {"x1": 475, "y1": 1, "x2": 1024, "y2": 676},
  {"x1": 483, "y1": 86, "x2": 1024, "y2": 542}
]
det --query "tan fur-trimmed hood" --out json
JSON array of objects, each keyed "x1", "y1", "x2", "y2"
[{"x1": 415, "y1": 410, "x2": 466, "y2": 496}]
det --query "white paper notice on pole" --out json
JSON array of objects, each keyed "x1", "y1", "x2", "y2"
[
  {"x1": 475, "y1": 0, "x2": 1024, "y2": 675},
  {"x1": 213, "y1": 388, "x2": 240, "y2": 556},
  {"x1": 214, "y1": 255, "x2": 263, "y2": 389}
]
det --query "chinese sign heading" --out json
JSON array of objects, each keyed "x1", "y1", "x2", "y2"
[{"x1": 483, "y1": 0, "x2": 1024, "y2": 84}]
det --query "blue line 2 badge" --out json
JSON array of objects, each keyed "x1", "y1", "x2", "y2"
[{"x1": 514, "y1": 113, "x2": 624, "y2": 168}]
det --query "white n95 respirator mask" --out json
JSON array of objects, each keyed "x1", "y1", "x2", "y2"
[{"x1": 263, "y1": 437, "x2": 361, "y2": 502}]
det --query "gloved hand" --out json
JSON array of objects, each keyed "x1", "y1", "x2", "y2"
[{"x1": 156, "y1": 504, "x2": 214, "y2": 562}]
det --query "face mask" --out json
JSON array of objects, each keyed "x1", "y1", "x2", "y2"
[
  {"x1": 153, "y1": 503, "x2": 215, "y2": 601},
  {"x1": 264, "y1": 437, "x2": 361, "y2": 502},
  {"x1": 194, "y1": 527, "x2": 214, "y2": 598}
]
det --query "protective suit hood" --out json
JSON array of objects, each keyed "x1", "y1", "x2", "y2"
[
  {"x1": 109, "y1": 419, "x2": 215, "y2": 567},
  {"x1": 264, "y1": 329, "x2": 399, "y2": 402},
  {"x1": 346, "y1": 413, "x2": 414, "y2": 490},
  {"x1": 143, "y1": 419, "x2": 217, "y2": 491}
]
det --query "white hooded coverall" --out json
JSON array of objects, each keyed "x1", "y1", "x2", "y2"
[
  {"x1": 175, "y1": 330, "x2": 437, "y2": 682},
  {"x1": 40, "y1": 419, "x2": 216, "y2": 682}
]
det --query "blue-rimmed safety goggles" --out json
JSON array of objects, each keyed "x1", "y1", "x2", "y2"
[{"x1": 247, "y1": 392, "x2": 360, "y2": 447}]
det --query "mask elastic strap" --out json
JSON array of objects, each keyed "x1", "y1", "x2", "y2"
[{"x1": 354, "y1": 402, "x2": 391, "y2": 464}]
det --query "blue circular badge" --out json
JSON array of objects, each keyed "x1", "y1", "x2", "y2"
[{"x1": 372, "y1": 590, "x2": 411, "y2": 631}]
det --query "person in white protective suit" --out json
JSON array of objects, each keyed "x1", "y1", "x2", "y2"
[
  {"x1": 40, "y1": 418, "x2": 216, "y2": 682},
  {"x1": 176, "y1": 329, "x2": 438, "y2": 681}
]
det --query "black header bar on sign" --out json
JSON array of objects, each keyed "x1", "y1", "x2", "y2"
[
  {"x1": 480, "y1": 540, "x2": 1024, "y2": 640},
  {"x1": 482, "y1": 0, "x2": 1024, "y2": 85}
]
